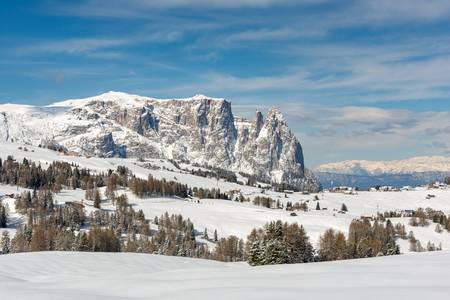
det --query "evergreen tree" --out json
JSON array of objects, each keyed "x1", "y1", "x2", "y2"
[
  {"x1": 0, "y1": 203, "x2": 7, "y2": 228},
  {"x1": 94, "y1": 189, "x2": 101, "y2": 209},
  {"x1": 248, "y1": 240, "x2": 264, "y2": 266},
  {"x1": 316, "y1": 202, "x2": 320, "y2": 210},
  {"x1": 1, "y1": 231, "x2": 10, "y2": 254}
]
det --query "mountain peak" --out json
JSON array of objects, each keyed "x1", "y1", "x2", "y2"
[
  {"x1": 0, "y1": 92, "x2": 319, "y2": 191},
  {"x1": 267, "y1": 106, "x2": 285, "y2": 121}
]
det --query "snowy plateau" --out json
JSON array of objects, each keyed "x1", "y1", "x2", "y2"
[
  {"x1": 1, "y1": 251, "x2": 450, "y2": 300},
  {"x1": 0, "y1": 94, "x2": 450, "y2": 299}
]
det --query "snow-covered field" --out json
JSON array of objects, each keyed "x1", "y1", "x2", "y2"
[
  {"x1": 1, "y1": 251, "x2": 449, "y2": 300},
  {"x1": 1, "y1": 141, "x2": 450, "y2": 251}
]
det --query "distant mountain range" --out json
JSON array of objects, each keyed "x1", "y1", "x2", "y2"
[{"x1": 314, "y1": 157, "x2": 450, "y2": 189}]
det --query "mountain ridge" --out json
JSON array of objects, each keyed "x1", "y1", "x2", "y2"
[
  {"x1": 0, "y1": 91, "x2": 319, "y2": 191},
  {"x1": 315, "y1": 156, "x2": 450, "y2": 189},
  {"x1": 315, "y1": 156, "x2": 450, "y2": 176}
]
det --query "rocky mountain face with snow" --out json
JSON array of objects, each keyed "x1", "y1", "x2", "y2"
[{"x1": 0, "y1": 91, "x2": 319, "y2": 191}]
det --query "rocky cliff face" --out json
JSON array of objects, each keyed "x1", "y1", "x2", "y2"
[{"x1": 0, "y1": 91, "x2": 319, "y2": 191}]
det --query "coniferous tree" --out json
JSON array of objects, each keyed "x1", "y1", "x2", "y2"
[
  {"x1": 0, "y1": 203, "x2": 8, "y2": 228},
  {"x1": 1, "y1": 231, "x2": 10, "y2": 254},
  {"x1": 94, "y1": 189, "x2": 101, "y2": 209}
]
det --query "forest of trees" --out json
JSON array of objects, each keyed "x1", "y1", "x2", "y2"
[
  {"x1": 0, "y1": 188, "x2": 211, "y2": 257},
  {"x1": 0, "y1": 155, "x2": 446, "y2": 265}
]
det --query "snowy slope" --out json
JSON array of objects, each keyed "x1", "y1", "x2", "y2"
[
  {"x1": 1, "y1": 251, "x2": 450, "y2": 300},
  {"x1": 128, "y1": 190, "x2": 450, "y2": 251},
  {"x1": 2, "y1": 141, "x2": 450, "y2": 251}
]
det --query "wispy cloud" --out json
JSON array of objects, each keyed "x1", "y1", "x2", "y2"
[
  {"x1": 51, "y1": 0, "x2": 327, "y2": 17},
  {"x1": 276, "y1": 103, "x2": 450, "y2": 165},
  {"x1": 14, "y1": 30, "x2": 183, "y2": 58}
]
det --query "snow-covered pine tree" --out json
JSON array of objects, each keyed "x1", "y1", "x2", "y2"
[{"x1": 1, "y1": 231, "x2": 10, "y2": 254}]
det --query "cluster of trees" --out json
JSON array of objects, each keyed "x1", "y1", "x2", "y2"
[
  {"x1": 246, "y1": 221, "x2": 314, "y2": 265},
  {"x1": 238, "y1": 171, "x2": 269, "y2": 188},
  {"x1": 0, "y1": 156, "x2": 108, "y2": 192},
  {"x1": 191, "y1": 187, "x2": 228, "y2": 200},
  {"x1": 129, "y1": 175, "x2": 229, "y2": 200},
  {"x1": 286, "y1": 201, "x2": 308, "y2": 212},
  {"x1": 408, "y1": 207, "x2": 450, "y2": 232},
  {"x1": 346, "y1": 219, "x2": 399, "y2": 258},
  {"x1": 213, "y1": 235, "x2": 245, "y2": 262},
  {"x1": 149, "y1": 213, "x2": 209, "y2": 258},
  {"x1": 0, "y1": 156, "x2": 236, "y2": 259},
  {"x1": 0, "y1": 186, "x2": 213, "y2": 257},
  {"x1": 252, "y1": 196, "x2": 277, "y2": 209},
  {"x1": 245, "y1": 218, "x2": 400, "y2": 266},
  {"x1": 408, "y1": 231, "x2": 442, "y2": 252},
  {"x1": 129, "y1": 176, "x2": 189, "y2": 198},
  {"x1": 188, "y1": 166, "x2": 237, "y2": 183},
  {"x1": 273, "y1": 183, "x2": 300, "y2": 193},
  {"x1": 15, "y1": 190, "x2": 54, "y2": 214}
]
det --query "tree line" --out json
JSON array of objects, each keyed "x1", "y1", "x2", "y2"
[{"x1": 0, "y1": 155, "x2": 431, "y2": 266}]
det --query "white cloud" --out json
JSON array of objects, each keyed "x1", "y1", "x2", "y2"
[
  {"x1": 278, "y1": 104, "x2": 450, "y2": 165},
  {"x1": 221, "y1": 28, "x2": 326, "y2": 44},
  {"x1": 14, "y1": 29, "x2": 183, "y2": 57},
  {"x1": 53, "y1": 0, "x2": 328, "y2": 17}
]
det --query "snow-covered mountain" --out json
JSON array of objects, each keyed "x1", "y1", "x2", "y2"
[
  {"x1": 315, "y1": 157, "x2": 450, "y2": 189},
  {"x1": 315, "y1": 156, "x2": 450, "y2": 176},
  {"x1": 0, "y1": 91, "x2": 319, "y2": 191}
]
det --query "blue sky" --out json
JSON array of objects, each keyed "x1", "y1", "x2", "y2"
[{"x1": 1, "y1": 0, "x2": 450, "y2": 166}]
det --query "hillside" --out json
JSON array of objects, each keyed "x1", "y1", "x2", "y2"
[{"x1": 1, "y1": 141, "x2": 450, "y2": 252}]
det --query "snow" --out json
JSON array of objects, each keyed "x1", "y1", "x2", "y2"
[
  {"x1": 316, "y1": 156, "x2": 450, "y2": 175},
  {"x1": 49, "y1": 91, "x2": 226, "y2": 108},
  {"x1": 0, "y1": 251, "x2": 449, "y2": 299},
  {"x1": 2, "y1": 141, "x2": 450, "y2": 252},
  {"x1": 127, "y1": 192, "x2": 450, "y2": 251}
]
